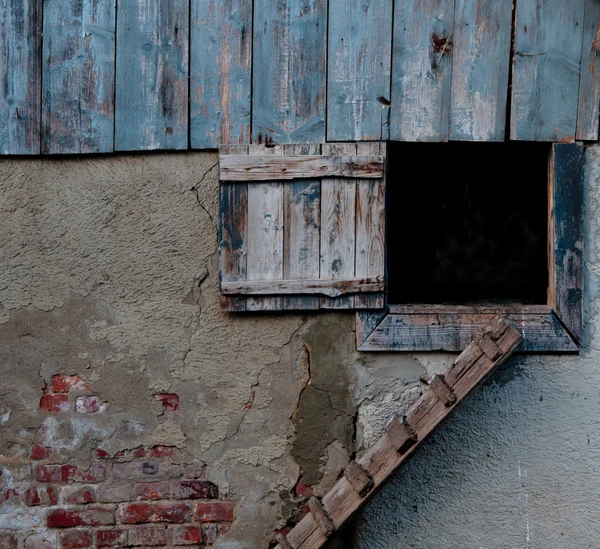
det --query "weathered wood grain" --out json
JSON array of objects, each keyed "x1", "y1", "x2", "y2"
[
  {"x1": 190, "y1": 0, "x2": 251, "y2": 148},
  {"x1": 388, "y1": 304, "x2": 552, "y2": 315},
  {"x1": 219, "y1": 145, "x2": 249, "y2": 312},
  {"x1": 327, "y1": 0, "x2": 392, "y2": 141},
  {"x1": 283, "y1": 143, "x2": 321, "y2": 310},
  {"x1": 355, "y1": 142, "x2": 385, "y2": 309},
  {"x1": 221, "y1": 276, "x2": 383, "y2": 297},
  {"x1": 219, "y1": 154, "x2": 384, "y2": 181},
  {"x1": 355, "y1": 310, "x2": 387, "y2": 348},
  {"x1": 0, "y1": 0, "x2": 41, "y2": 154},
  {"x1": 450, "y1": 0, "x2": 512, "y2": 141},
  {"x1": 359, "y1": 313, "x2": 578, "y2": 352},
  {"x1": 343, "y1": 461, "x2": 373, "y2": 497},
  {"x1": 576, "y1": 0, "x2": 600, "y2": 140},
  {"x1": 307, "y1": 497, "x2": 334, "y2": 538},
  {"x1": 275, "y1": 317, "x2": 522, "y2": 549},
  {"x1": 390, "y1": 0, "x2": 455, "y2": 141},
  {"x1": 549, "y1": 143, "x2": 584, "y2": 344},
  {"x1": 252, "y1": 0, "x2": 327, "y2": 144},
  {"x1": 115, "y1": 0, "x2": 189, "y2": 150},
  {"x1": 320, "y1": 143, "x2": 356, "y2": 309},
  {"x1": 42, "y1": 0, "x2": 116, "y2": 154},
  {"x1": 511, "y1": 0, "x2": 585, "y2": 141},
  {"x1": 246, "y1": 145, "x2": 284, "y2": 311}
]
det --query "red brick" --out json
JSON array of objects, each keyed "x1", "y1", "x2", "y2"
[
  {"x1": 194, "y1": 502, "x2": 234, "y2": 523},
  {"x1": 75, "y1": 396, "x2": 105, "y2": 414},
  {"x1": 30, "y1": 443, "x2": 51, "y2": 460},
  {"x1": 35, "y1": 465, "x2": 62, "y2": 482},
  {"x1": 128, "y1": 526, "x2": 167, "y2": 546},
  {"x1": 51, "y1": 375, "x2": 89, "y2": 394},
  {"x1": 24, "y1": 486, "x2": 59, "y2": 506},
  {"x1": 47, "y1": 508, "x2": 115, "y2": 528},
  {"x1": 153, "y1": 394, "x2": 179, "y2": 411},
  {"x1": 174, "y1": 480, "x2": 218, "y2": 500},
  {"x1": 132, "y1": 447, "x2": 147, "y2": 458},
  {"x1": 117, "y1": 502, "x2": 191, "y2": 524},
  {"x1": 169, "y1": 525, "x2": 202, "y2": 545},
  {"x1": 95, "y1": 529, "x2": 127, "y2": 548},
  {"x1": 62, "y1": 463, "x2": 107, "y2": 483},
  {"x1": 62, "y1": 486, "x2": 96, "y2": 504},
  {"x1": 150, "y1": 446, "x2": 174, "y2": 457},
  {"x1": 294, "y1": 477, "x2": 314, "y2": 499},
  {"x1": 95, "y1": 448, "x2": 110, "y2": 459},
  {"x1": 0, "y1": 532, "x2": 17, "y2": 549},
  {"x1": 58, "y1": 531, "x2": 92, "y2": 549},
  {"x1": 136, "y1": 482, "x2": 171, "y2": 501},
  {"x1": 40, "y1": 394, "x2": 70, "y2": 412}
]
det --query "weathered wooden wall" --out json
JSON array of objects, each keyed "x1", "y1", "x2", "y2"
[{"x1": 1, "y1": 0, "x2": 600, "y2": 154}]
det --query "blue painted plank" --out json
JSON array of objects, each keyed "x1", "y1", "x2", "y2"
[
  {"x1": 252, "y1": 0, "x2": 327, "y2": 144},
  {"x1": 0, "y1": 0, "x2": 41, "y2": 154},
  {"x1": 190, "y1": 0, "x2": 251, "y2": 149},
  {"x1": 511, "y1": 0, "x2": 585, "y2": 141},
  {"x1": 42, "y1": 0, "x2": 116, "y2": 154},
  {"x1": 576, "y1": 0, "x2": 600, "y2": 140},
  {"x1": 115, "y1": 0, "x2": 189, "y2": 151},
  {"x1": 450, "y1": 0, "x2": 512, "y2": 141},
  {"x1": 327, "y1": 0, "x2": 392, "y2": 141},
  {"x1": 390, "y1": 0, "x2": 455, "y2": 142}
]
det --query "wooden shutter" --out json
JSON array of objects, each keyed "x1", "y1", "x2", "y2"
[{"x1": 218, "y1": 143, "x2": 386, "y2": 311}]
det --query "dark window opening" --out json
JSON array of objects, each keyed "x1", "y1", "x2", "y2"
[{"x1": 387, "y1": 142, "x2": 549, "y2": 305}]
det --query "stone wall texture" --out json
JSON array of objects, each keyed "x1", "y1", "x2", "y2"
[{"x1": 1, "y1": 147, "x2": 599, "y2": 549}]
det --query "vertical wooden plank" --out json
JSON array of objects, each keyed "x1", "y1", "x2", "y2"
[
  {"x1": 283, "y1": 144, "x2": 321, "y2": 310},
  {"x1": 449, "y1": 0, "x2": 512, "y2": 141},
  {"x1": 0, "y1": 0, "x2": 41, "y2": 154},
  {"x1": 252, "y1": 0, "x2": 327, "y2": 144},
  {"x1": 246, "y1": 145, "x2": 284, "y2": 311},
  {"x1": 320, "y1": 143, "x2": 356, "y2": 309},
  {"x1": 327, "y1": 0, "x2": 392, "y2": 141},
  {"x1": 219, "y1": 145, "x2": 248, "y2": 312},
  {"x1": 42, "y1": 0, "x2": 116, "y2": 154},
  {"x1": 355, "y1": 142, "x2": 385, "y2": 309},
  {"x1": 549, "y1": 143, "x2": 584, "y2": 344},
  {"x1": 115, "y1": 0, "x2": 189, "y2": 151},
  {"x1": 190, "y1": 0, "x2": 251, "y2": 149},
  {"x1": 511, "y1": 0, "x2": 585, "y2": 141},
  {"x1": 390, "y1": 0, "x2": 455, "y2": 142},
  {"x1": 576, "y1": 0, "x2": 600, "y2": 141}
]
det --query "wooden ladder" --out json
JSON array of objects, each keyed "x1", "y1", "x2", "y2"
[{"x1": 275, "y1": 315, "x2": 522, "y2": 549}]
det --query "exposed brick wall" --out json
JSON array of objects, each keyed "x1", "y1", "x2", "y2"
[{"x1": 0, "y1": 375, "x2": 234, "y2": 549}]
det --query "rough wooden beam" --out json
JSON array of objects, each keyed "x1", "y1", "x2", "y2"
[
  {"x1": 385, "y1": 417, "x2": 418, "y2": 454},
  {"x1": 478, "y1": 333, "x2": 502, "y2": 361},
  {"x1": 220, "y1": 276, "x2": 383, "y2": 297},
  {"x1": 429, "y1": 375, "x2": 457, "y2": 407},
  {"x1": 343, "y1": 461, "x2": 374, "y2": 497},
  {"x1": 274, "y1": 316, "x2": 522, "y2": 549},
  {"x1": 307, "y1": 497, "x2": 334, "y2": 538},
  {"x1": 219, "y1": 155, "x2": 384, "y2": 181},
  {"x1": 275, "y1": 532, "x2": 294, "y2": 549}
]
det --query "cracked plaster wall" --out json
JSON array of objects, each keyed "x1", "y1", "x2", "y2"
[{"x1": 2, "y1": 147, "x2": 599, "y2": 549}]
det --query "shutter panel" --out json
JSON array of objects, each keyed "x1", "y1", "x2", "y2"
[{"x1": 219, "y1": 142, "x2": 386, "y2": 311}]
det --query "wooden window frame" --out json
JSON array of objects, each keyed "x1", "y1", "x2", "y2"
[{"x1": 356, "y1": 143, "x2": 584, "y2": 353}]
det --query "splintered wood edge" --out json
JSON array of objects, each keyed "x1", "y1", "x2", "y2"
[
  {"x1": 344, "y1": 460, "x2": 374, "y2": 497},
  {"x1": 429, "y1": 374, "x2": 457, "y2": 406},
  {"x1": 274, "y1": 317, "x2": 522, "y2": 549}
]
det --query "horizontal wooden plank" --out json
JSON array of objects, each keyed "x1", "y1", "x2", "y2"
[
  {"x1": 221, "y1": 276, "x2": 383, "y2": 297},
  {"x1": 219, "y1": 155, "x2": 384, "y2": 181},
  {"x1": 388, "y1": 304, "x2": 552, "y2": 315},
  {"x1": 359, "y1": 312, "x2": 578, "y2": 352}
]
